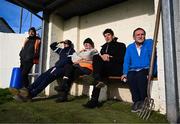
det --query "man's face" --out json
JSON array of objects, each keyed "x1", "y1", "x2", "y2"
[
  {"x1": 133, "y1": 29, "x2": 145, "y2": 44},
  {"x1": 63, "y1": 42, "x2": 69, "y2": 48},
  {"x1": 104, "y1": 33, "x2": 113, "y2": 43},
  {"x1": 84, "y1": 43, "x2": 93, "y2": 50},
  {"x1": 28, "y1": 30, "x2": 35, "y2": 37}
]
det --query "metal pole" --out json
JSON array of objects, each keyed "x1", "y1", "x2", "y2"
[
  {"x1": 30, "y1": 13, "x2": 32, "y2": 28},
  {"x1": 161, "y1": 0, "x2": 179, "y2": 123},
  {"x1": 38, "y1": 13, "x2": 45, "y2": 75},
  {"x1": 19, "y1": 7, "x2": 23, "y2": 33}
]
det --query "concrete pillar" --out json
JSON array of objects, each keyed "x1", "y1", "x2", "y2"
[
  {"x1": 161, "y1": 0, "x2": 179, "y2": 122},
  {"x1": 173, "y1": 0, "x2": 180, "y2": 118},
  {"x1": 44, "y1": 13, "x2": 64, "y2": 96}
]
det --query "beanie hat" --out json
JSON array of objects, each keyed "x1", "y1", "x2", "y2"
[{"x1": 83, "y1": 38, "x2": 94, "y2": 48}]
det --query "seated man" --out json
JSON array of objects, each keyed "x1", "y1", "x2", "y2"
[
  {"x1": 121, "y1": 28, "x2": 157, "y2": 112},
  {"x1": 83, "y1": 28, "x2": 126, "y2": 108},
  {"x1": 13, "y1": 40, "x2": 75, "y2": 101},
  {"x1": 54, "y1": 38, "x2": 98, "y2": 102}
]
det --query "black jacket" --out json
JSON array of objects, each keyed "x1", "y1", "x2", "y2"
[
  {"x1": 50, "y1": 42, "x2": 75, "y2": 68},
  {"x1": 19, "y1": 36, "x2": 38, "y2": 63},
  {"x1": 100, "y1": 38, "x2": 126, "y2": 66}
]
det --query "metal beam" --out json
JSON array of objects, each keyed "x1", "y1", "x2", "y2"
[
  {"x1": 161, "y1": 0, "x2": 179, "y2": 123},
  {"x1": 6, "y1": 0, "x2": 43, "y2": 20}
]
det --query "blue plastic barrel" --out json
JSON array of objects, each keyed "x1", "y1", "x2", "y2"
[{"x1": 9, "y1": 67, "x2": 22, "y2": 89}]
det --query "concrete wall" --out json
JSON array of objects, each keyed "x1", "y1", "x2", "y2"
[
  {"x1": 0, "y1": 32, "x2": 27, "y2": 88},
  {"x1": 46, "y1": 0, "x2": 166, "y2": 113}
]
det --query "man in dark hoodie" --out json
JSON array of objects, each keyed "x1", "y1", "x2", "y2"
[
  {"x1": 13, "y1": 40, "x2": 75, "y2": 101},
  {"x1": 83, "y1": 28, "x2": 126, "y2": 108},
  {"x1": 19, "y1": 27, "x2": 41, "y2": 88}
]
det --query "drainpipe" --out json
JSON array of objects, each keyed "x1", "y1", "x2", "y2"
[{"x1": 161, "y1": 0, "x2": 179, "y2": 123}]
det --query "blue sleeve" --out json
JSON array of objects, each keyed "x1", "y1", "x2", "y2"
[{"x1": 123, "y1": 46, "x2": 131, "y2": 75}]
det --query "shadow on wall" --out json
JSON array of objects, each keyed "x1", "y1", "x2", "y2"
[{"x1": 63, "y1": 0, "x2": 154, "y2": 31}]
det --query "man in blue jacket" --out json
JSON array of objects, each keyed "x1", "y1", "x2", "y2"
[{"x1": 121, "y1": 28, "x2": 157, "y2": 112}]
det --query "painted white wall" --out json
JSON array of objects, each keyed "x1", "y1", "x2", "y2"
[
  {"x1": 0, "y1": 32, "x2": 27, "y2": 88},
  {"x1": 64, "y1": 16, "x2": 80, "y2": 51}
]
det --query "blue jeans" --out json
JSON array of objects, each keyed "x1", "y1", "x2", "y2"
[{"x1": 28, "y1": 66, "x2": 64, "y2": 97}]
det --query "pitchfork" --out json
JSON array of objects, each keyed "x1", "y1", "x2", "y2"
[{"x1": 138, "y1": 0, "x2": 161, "y2": 120}]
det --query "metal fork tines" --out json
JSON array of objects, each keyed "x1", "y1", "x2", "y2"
[{"x1": 138, "y1": 97, "x2": 155, "y2": 120}]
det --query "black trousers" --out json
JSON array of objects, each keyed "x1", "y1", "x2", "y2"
[
  {"x1": 91, "y1": 55, "x2": 123, "y2": 102},
  {"x1": 93, "y1": 55, "x2": 123, "y2": 81},
  {"x1": 20, "y1": 61, "x2": 34, "y2": 88},
  {"x1": 60, "y1": 64, "x2": 92, "y2": 92},
  {"x1": 127, "y1": 69, "x2": 149, "y2": 103}
]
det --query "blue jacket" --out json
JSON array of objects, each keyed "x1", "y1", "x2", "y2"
[
  {"x1": 50, "y1": 42, "x2": 75, "y2": 68},
  {"x1": 123, "y1": 39, "x2": 157, "y2": 75}
]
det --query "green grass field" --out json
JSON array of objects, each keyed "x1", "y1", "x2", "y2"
[{"x1": 0, "y1": 88, "x2": 168, "y2": 123}]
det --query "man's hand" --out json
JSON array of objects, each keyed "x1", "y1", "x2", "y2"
[
  {"x1": 100, "y1": 54, "x2": 112, "y2": 61},
  {"x1": 121, "y1": 75, "x2": 127, "y2": 82}
]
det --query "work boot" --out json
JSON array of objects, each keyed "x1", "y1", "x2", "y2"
[
  {"x1": 83, "y1": 99, "x2": 99, "y2": 108},
  {"x1": 55, "y1": 91, "x2": 68, "y2": 103},
  {"x1": 54, "y1": 86, "x2": 61, "y2": 92},
  {"x1": 9, "y1": 88, "x2": 20, "y2": 95},
  {"x1": 19, "y1": 87, "x2": 29, "y2": 97},
  {"x1": 131, "y1": 101, "x2": 142, "y2": 112},
  {"x1": 13, "y1": 93, "x2": 32, "y2": 102}
]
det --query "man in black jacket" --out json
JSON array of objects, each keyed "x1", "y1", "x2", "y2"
[
  {"x1": 83, "y1": 28, "x2": 126, "y2": 108},
  {"x1": 19, "y1": 27, "x2": 40, "y2": 88}
]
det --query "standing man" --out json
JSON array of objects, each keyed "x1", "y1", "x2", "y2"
[
  {"x1": 121, "y1": 28, "x2": 157, "y2": 112},
  {"x1": 83, "y1": 28, "x2": 126, "y2": 108},
  {"x1": 19, "y1": 27, "x2": 40, "y2": 88}
]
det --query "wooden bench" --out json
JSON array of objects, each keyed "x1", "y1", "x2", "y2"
[
  {"x1": 68, "y1": 75, "x2": 130, "y2": 102},
  {"x1": 57, "y1": 75, "x2": 157, "y2": 102}
]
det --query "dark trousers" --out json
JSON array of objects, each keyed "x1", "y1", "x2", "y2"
[
  {"x1": 127, "y1": 69, "x2": 149, "y2": 103},
  {"x1": 91, "y1": 55, "x2": 123, "y2": 102},
  {"x1": 28, "y1": 66, "x2": 64, "y2": 97},
  {"x1": 93, "y1": 55, "x2": 123, "y2": 81},
  {"x1": 60, "y1": 64, "x2": 92, "y2": 92},
  {"x1": 20, "y1": 61, "x2": 34, "y2": 88}
]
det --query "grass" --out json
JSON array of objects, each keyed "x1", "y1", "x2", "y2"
[{"x1": 0, "y1": 88, "x2": 168, "y2": 123}]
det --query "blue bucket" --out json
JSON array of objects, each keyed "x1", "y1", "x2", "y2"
[{"x1": 9, "y1": 67, "x2": 22, "y2": 89}]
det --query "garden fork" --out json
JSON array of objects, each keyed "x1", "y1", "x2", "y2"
[{"x1": 138, "y1": 0, "x2": 161, "y2": 120}]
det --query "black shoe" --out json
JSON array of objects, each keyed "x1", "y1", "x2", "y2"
[
  {"x1": 55, "y1": 91, "x2": 68, "y2": 103},
  {"x1": 55, "y1": 96, "x2": 68, "y2": 103},
  {"x1": 54, "y1": 86, "x2": 61, "y2": 92},
  {"x1": 131, "y1": 101, "x2": 142, "y2": 112},
  {"x1": 83, "y1": 100, "x2": 98, "y2": 108}
]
